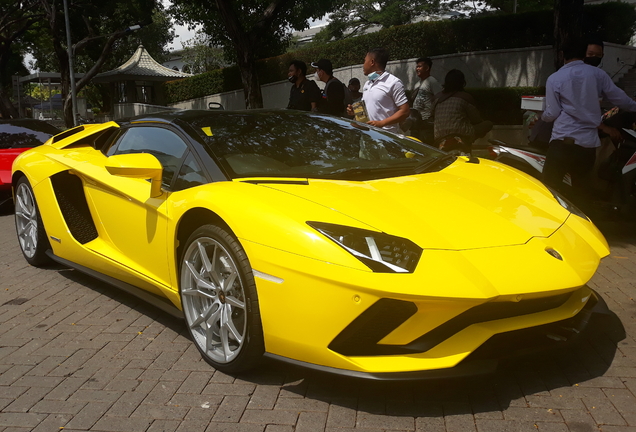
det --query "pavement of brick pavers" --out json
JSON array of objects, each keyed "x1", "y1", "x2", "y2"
[{"x1": 0, "y1": 206, "x2": 635, "y2": 432}]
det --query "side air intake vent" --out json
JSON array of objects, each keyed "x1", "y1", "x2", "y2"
[{"x1": 51, "y1": 171, "x2": 98, "y2": 244}]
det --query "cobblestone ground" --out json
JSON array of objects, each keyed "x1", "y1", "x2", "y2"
[{"x1": 0, "y1": 207, "x2": 635, "y2": 432}]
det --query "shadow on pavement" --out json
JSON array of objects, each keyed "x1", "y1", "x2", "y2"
[
  {"x1": 231, "y1": 310, "x2": 625, "y2": 418},
  {"x1": 54, "y1": 267, "x2": 186, "y2": 336},
  {"x1": 53, "y1": 261, "x2": 627, "y2": 419},
  {"x1": 0, "y1": 196, "x2": 14, "y2": 216}
]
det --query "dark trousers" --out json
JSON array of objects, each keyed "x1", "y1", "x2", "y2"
[
  {"x1": 543, "y1": 140, "x2": 596, "y2": 204},
  {"x1": 474, "y1": 121, "x2": 493, "y2": 140}
]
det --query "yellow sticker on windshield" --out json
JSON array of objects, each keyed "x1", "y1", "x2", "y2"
[
  {"x1": 405, "y1": 151, "x2": 415, "y2": 158},
  {"x1": 202, "y1": 127, "x2": 213, "y2": 136}
]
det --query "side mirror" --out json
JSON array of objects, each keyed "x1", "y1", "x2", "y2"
[{"x1": 105, "y1": 153, "x2": 163, "y2": 197}]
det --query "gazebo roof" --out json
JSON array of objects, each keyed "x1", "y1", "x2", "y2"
[{"x1": 93, "y1": 45, "x2": 192, "y2": 83}]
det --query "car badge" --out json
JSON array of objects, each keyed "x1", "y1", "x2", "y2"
[{"x1": 546, "y1": 248, "x2": 563, "y2": 260}]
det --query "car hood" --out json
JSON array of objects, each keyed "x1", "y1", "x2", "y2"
[{"x1": 245, "y1": 159, "x2": 570, "y2": 250}]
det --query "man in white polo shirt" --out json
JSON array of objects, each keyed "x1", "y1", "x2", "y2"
[{"x1": 347, "y1": 48, "x2": 409, "y2": 134}]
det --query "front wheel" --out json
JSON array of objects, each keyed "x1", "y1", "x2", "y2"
[
  {"x1": 179, "y1": 224, "x2": 264, "y2": 373},
  {"x1": 14, "y1": 177, "x2": 52, "y2": 267}
]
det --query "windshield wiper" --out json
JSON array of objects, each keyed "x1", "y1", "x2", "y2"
[{"x1": 413, "y1": 154, "x2": 457, "y2": 174}]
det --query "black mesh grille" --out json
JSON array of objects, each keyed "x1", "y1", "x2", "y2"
[{"x1": 51, "y1": 171, "x2": 98, "y2": 244}]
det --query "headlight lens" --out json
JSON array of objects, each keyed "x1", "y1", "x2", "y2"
[
  {"x1": 307, "y1": 222, "x2": 423, "y2": 273},
  {"x1": 547, "y1": 187, "x2": 589, "y2": 220}
]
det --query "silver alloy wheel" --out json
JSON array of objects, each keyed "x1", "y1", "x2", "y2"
[
  {"x1": 181, "y1": 237, "x2": 247, "y2": 364},
  {"x1": 15, "y1": 182, "x2": 38, "y2": 259}
]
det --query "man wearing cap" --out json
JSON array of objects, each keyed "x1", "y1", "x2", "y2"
[
  {"x1": 287, "y1": 60, "x2": 321, "y2": 112},
  {"x1": 347, "y1": 48, "x2": 409, "y2": 134},
  {"x1": 312, "y1": 59, "x2": 347, "y2": 117}
]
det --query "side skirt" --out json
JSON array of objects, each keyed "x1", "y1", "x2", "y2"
[{"x1": 45, "y1": 250, "x2": 184, "y2": 319}]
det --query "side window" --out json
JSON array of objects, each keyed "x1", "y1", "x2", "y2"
[
  {"x1": 174, "y1": 152, "x2": 208, "y2": 192},
  {"x1": 107, "y1": 127, "x2": 188, "y2": 187}
]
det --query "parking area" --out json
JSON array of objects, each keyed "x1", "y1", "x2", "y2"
[{"x1": 0, "y1": 210, "x2": 635, "y2": 432}]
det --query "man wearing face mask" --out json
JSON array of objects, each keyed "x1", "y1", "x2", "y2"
[
  {"x1": 312, "y1": 58, "x2": 347, "y2": 116},
  {"x1": 287, "y1": 60, "x2": 321, "y2": 112},
  {"x1": 531, "y1": 39, "x2": 613, "y2": 146},
  {"x1": 584, "y1": 39, "x2": 604, "y2": 68},
  {"x1": 346, "y1": 48, "x2": 409, "y2": 134},
  {"x1": 541, "y1": 38, "x2": 636, "y2": 203}
]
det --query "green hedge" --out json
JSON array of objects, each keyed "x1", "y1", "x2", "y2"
[
  {"x1": 468, "y1": 87, "x2": 546, "y2": 125},
  {"x1": 164, "y1": 2, "x2": 635, "y2": 104},
  {"x1": 164, "y1": 67, "x2": 241, "y2": 104}
]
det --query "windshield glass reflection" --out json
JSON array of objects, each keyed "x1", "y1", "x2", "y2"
[{"x1": 188, "y1": 112, "x2": 445, "y2": 180}]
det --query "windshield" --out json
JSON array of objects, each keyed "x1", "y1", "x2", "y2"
[
  {"x1": 188, "y1": 112, "x2": 446, "y2": 180},
  {"x1": 0, "y1": 120, "x2": 60, "y2": 150}
]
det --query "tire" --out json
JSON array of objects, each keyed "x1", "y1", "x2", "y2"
[
  {"x1": 14, "y1": 177, "x2": 52, "y2": 267},
  {"x1": 179, "y1": 224, "x2": 264, "y2": 373}
]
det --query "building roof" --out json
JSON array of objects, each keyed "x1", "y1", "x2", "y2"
[
  {"x1": 19, "y1": 72, "x2": 85, "y2": 84},
  {"x1": 93, "y1": 45, "x2": 192, "y2": 83}
]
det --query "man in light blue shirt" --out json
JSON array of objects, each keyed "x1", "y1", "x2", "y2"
[{"x1": 541, "y1": 38, "x2": 636, "y2": 200}]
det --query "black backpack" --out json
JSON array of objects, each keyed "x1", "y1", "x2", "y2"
[{"x1": 324, "y1": 78, "x2": 353, "y2": 110}]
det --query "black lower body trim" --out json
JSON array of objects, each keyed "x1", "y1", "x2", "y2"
[
  {"x1": 45, "y1": 250, "x2": 183, "y2": 319},
  {"x1": 461, "y1": 289, "x2": 604, "y2": 364},
  {"x1": 330, "y1": 290, "x2": 576, "y2": 357}
]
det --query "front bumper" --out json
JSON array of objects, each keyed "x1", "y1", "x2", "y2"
[
  {"x1": 264, "y1": 288, "x2": 607, "y2": 380},
  {"x1": 242, "y1": 213, "x2": 609, "y2": 375}
]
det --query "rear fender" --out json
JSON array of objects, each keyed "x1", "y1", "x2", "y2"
[{"x1": 12, "y1": 150, "x2": 73, "y2": 188}]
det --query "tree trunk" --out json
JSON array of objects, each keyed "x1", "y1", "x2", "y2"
[
  {"x1": 0, "y1": 50, "x2": 19, "y2": 118},
  {"x1": 237, "y1": 51, "x2": 263, "y2": 109},
  {"x1": 56, "y1": 52, "x2": 74, "y2": 128},
  {"x1": 214, "y1": 0, "x2": 267, "y2": 109},
  {"x1": 0, "y1": 87, "x2": 18, "y2": 118},
  {"x1": 553, "y1": 0, "x2": 584, "y2": 70},
  {"x1": 63, "y1": 95, "x2": 74, "y2": 127}
]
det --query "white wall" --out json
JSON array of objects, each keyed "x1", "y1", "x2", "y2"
[
  {"x1": 113, "y1": 103, "x2": 179, "y2": 119},
  {"x1": 165, "y1": 43, "x2": 636, "y2": 111},
  {"x1": 603, "y1": 42, "x2": 636, "y2": 80}
]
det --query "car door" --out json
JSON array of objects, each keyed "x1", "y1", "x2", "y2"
[{"x1": 82, "y1": 125, "x2": 190, "y2": 291}]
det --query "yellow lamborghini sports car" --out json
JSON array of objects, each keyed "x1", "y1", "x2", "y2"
[{"x1": 12, "y1": 110, "x2": 610, "y2": 379}]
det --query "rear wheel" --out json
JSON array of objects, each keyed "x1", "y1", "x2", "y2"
[
  {"x1": 14, "y1": 177, "x2": 52, "y2": 267},
  {"x1": 179, "y1": 224, "x2": 264, "y2": 373}
]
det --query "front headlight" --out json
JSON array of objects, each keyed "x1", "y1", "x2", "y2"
[
  {"x1": 307, "y1": 222, "x2": 422, "y2": 273},
  {"x1": 547, "y1": 186, "x2": 589, "y2": 220}
]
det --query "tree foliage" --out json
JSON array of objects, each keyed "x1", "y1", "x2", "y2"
[
  {"x1": 0, "y1": 0, "x2": 43, "y2": 118},
  {"x1": 312, "y1": 0, "x2": 554, "y2": 44},
  {"x1": 169, "y1": 0, "x2": 347, "y2": 108},
  {"x1": 318, "y1": 0, "x2": 442, "y2": 42},
  {"x1": 21, "y1": 0, "x2": 171, "y2": 125},
  {"x1": 180, "y1": 31, "x2": 229, "y2": 74},
  {"x1": 462, "y1": 0, "x2": 551, "y2": 15}
]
